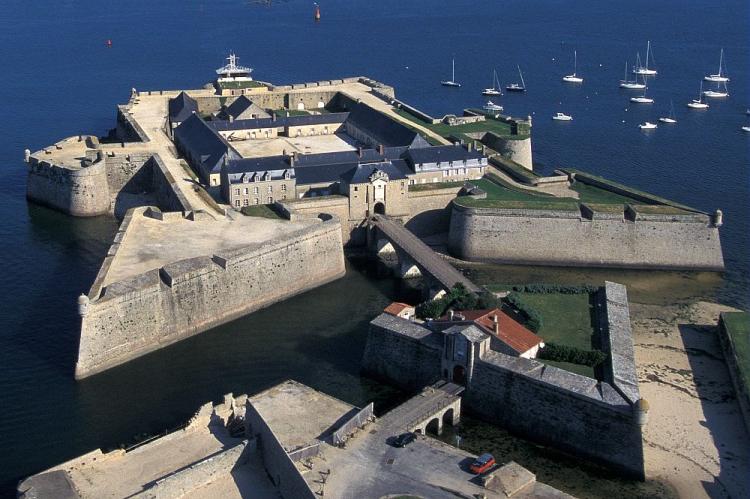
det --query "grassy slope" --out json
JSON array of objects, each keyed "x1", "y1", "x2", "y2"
[{"x1": 723, "y1": 312, "x2": 750, "y2": 389}]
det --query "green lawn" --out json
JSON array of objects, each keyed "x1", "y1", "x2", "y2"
[
  {"x1": 392, "y1": 108, "x2": 516, "y2": 140},
  {"x1": 572, "y1": 182, "x2": 644, "y2": 205},
  {"x1": 270, "y1": 108, "x2": 312, "y2": 117},
  {"x1": 722, "y1": 312, "x2": 750, "y2": 390},
  {"x1": 218, "y1": 80, "x2": 266, "y2": 90},
  {"x1": 454, "y1": 175, "x2": 579, "y2": 211},
  {"x1": 409, "y1": 181, "x2": 465, "y2": 192},
  {"x1": 240, "y1": 204, "x2": 285, "y2": 219},
  {"x1": 506, "y1": 292, "x2": 597, "y2": 379}
]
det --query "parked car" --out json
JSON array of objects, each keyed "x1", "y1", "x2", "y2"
[
  {"x1": 392, "y1": 432, "x2": 417, "y2": 448},
  {"x1": 469, "y1": 453, "x2": 496, "y2": 474}
]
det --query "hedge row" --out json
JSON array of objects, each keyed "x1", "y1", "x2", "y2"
[
  {"x1": 504, "y1": 292, "x2": 543, "y2": 332},
  {"x1": 507, "y1": 283, "x2": 598, "y2": 294},
  {"x1": 539, "y1": 342, "x2": 608, "y2": 367},
  {"x1": 415, "y1": 284, "x2": 501, "y2": 319}
]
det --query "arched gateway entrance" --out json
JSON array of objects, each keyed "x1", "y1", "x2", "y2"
[{"x1": 374, "y1": 202, "x2": 385, "y2": 215}]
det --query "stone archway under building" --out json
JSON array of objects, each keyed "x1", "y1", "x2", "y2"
[
  {"x1": 374, "y1": 202, "x2": 386, "y2": 215},
  {"x1": 452, "y1": 365, "x2": 466, "y2": 384}
]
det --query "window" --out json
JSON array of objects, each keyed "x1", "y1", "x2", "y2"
[
  {"x1": 253, "y1": 186, "x2": 259, "y2": 194},
  {"x1": 254, "y1": 198, "x2": 259, "y2": 205},
  {"x1": 353, "y1": 186, "x2": 358, "y2": 192},
  {"x1": 234, "y1": 200, "x2": 240, "y2": 207},
  {"x1": 268, "y1": 185, "x2": 273, "y2": 193},
  {"x1": 282, "y1": 194, "x2": 287, "y2": 200},
  {"x1": 243, "y1": 188, "x2": 248, "y2": 195},
  {"x1": 243, "y1": 199, "x2": 249, "y2": 206},
  {"x1": 443, "y1": 170, "x2": 448, "y2": 177},
  {"x1": 235, "y1": 188, "x2": 240, "y2": 195},
  {"x1": 281, "y1": 184, "x2": 287, "y2": 191},
  {"x1": 268, "y1": 196, "x2": 273, "y2": 203},
  {"x1": 409, "y1": 179, "x2": 415, "y2": 185}
]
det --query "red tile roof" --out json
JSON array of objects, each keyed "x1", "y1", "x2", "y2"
[
  {"x1": 384, "y1": 302, "x2": 414, "y2": 316},
  {"x1": 438, "y1": 308, "x2": 543, "y2": 354}
]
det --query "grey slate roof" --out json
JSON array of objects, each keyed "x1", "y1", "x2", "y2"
[
  {"x1": 174, "y1": 114, "x2": 239, "y2": 176},
  {"x1": 346, "y1": 101, "x2": 431, "y2": 148},
  {"x1": 208, "y1": 112, "x2": 349, "y2": 132},
  {"x1": 223, "y1": 96, "x2": 270, "y2": 120},
  {"x1": 339, "y1": 160, "x2": 411, "y2": 184},
  {"x1": 406, "y1": 145, "x2": 485, "y2": 166},
  {"x1": 226, "y1": 156, "x2": 291, "y2": 174},
  {"x1": 168, "y1": 92, "x2": 199, "y2": 124}
]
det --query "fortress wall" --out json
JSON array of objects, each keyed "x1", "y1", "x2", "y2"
[
  {"x1": 361, "y1": 318, "x2": 443, "y2": 392},
  {"x1": 448, "y1": 204, "x2": 725, "y2": 270},
  {"x1": 464, "y1": 352, "x2": 644, "y2": 477},
  {"x1": 278, "y1": 196, "x2": 354, "y2": 244},
  {"x1": 104, "y1": 151, "x2": 154, "y2": 195},
  {"x1": 26, "y1": 157, "x2": 111, "y2": 216},
  {"x1": 150, "y1": 155, "x2": 193, "y2": 212},
  {"x1": 116, "y1": 105, "x2": 149, "y2": 142},
  {"x1": 403, "y1": 187, "x2": 465, "y2": 237},
  {"x1": 75, "y1": 218, "x2": 346, "y2": 378},
  {"x1": 481, "y1": 134, "x2": 533, "y2": 170}
]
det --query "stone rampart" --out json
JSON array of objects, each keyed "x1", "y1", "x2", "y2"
[
  {"x1": 465, "y1": 352, "x2": 644, "y2": 477},
  {"x1": 116, "y1": 104, "x2": 150, "y2": 142},
  {"x1": 404, "y1": 187, "x2": 464, "y2": 236},
  {"x1": 75, "y1": 215, "x2": 346, "y2": 378},
  {"x1": 448, "y1": 203, "x2": 725, "y2": 270},
  {"x1": 278, "y1": 195, "x2": 353, "y2": 243},
  {"x1": 150, "y1": 155, "x2": 194, "y2": 212},
  {"x1": 361, "y1": 314, "x2": 443, "y2": 391},
  {"x1": 481, "y1": 133, "x2": 533, "y2": 170},
  {"x1": 718, "y1": 312, "x2": 750, "y2": 433},
  {"x1": 244, "y1": 400, "x2": 317, "y2": 499},
  {"x1": 27, "y1": 147, "x2": 111, "y2": 217}
]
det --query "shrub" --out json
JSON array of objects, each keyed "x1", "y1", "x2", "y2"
[
  {"x1": 538, "y1": 342, "x2": 608, "y2": 367},
  {"x1": 504, "y1": 292, "x2": 543, "y2": 332},
  {"x1": 509, "y1": 283, "x2": 598, "y2": 294}
]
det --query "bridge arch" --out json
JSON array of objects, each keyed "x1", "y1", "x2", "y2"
[
  {"x1": 374, "y1": 202, "x2": 385, "y2": 215},
  {"x1": 426, "y1": 417, "x2": 441, "y2": 435}
]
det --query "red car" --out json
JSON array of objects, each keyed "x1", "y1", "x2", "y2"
[{"x1": 469, "y1": 453, "x2": 496, "y2": 474}]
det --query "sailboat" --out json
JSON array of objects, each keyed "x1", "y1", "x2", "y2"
[
  {"x1": 630, "y1": 80, "x2": 654, "y2": 103},
  {"x1": 703, "y1": 80, "x2": 729, "y2": 98},
  {"x1": 506, "y1": 65, "x2": 526, "y2": 92},
  {"x1": 441, "y1": 58, "x2": 461, "y2": 87},
  {"x1": 562, "y1": 50, "x2": 583, "y2": 83},
  {"x1": 687, "y1": 82, "x2": 709, "y2": 109},
  {"x1": 704, "y1": 49, "x2": 730, "y2": 82},
  {"x1": 659, "y1": 100, "x2": 677, "y2": 123},
  {"x1": 482, "y1": 69, "x2": 502, "y2": 96},
  {"x1": 620, "y1": 60, "x2": 646, "y2": 89},
  {"x1": 633, "y1": 41, "x2": 658, "y2": 75}
]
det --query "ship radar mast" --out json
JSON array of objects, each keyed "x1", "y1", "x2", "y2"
[{"x1": 215, "y1": 53, "x2": 253, "y2": 82}]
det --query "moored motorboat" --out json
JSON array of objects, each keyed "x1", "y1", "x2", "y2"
[
  {"x1": 639, "y1": 121, "x2": 657, "y2": 129},
  {"x1": 552, "y1": 112, "x2": 573, "y2": 121},
  {"x1": 483, "y1": 100, "x2": 503, "y2": 112}
]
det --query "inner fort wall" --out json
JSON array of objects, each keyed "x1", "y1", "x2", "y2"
[
  {"x1": 448, "y1": 203, "x2": 725, "y2": 270},
  {"x1": 75, "y1": 215, "x2": 346, "y2": 379}
]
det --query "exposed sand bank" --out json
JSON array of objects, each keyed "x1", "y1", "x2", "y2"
[{"x1": 634, "y1": 301, "x2": 749, "y2": 498}]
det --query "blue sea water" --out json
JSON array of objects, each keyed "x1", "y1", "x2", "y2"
[{"x1": 0, "y1": 0, "x2": 747, "y2": 496}]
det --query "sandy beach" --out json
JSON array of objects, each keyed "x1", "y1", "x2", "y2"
[{"x1": 633, "y1": 301, "x2": 749, "y2": 499}]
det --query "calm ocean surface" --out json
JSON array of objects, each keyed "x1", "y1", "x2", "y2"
[{"x1": 0, "y1": 0, "x2": 747, "y2": 496}]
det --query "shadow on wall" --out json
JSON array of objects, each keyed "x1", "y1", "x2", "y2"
[
  {"x1": 405, "y1": 208, "x2": 450, "y2": 237},
  {"x1": 677, "y1": 322, "x2": 748, "y2": 498}
]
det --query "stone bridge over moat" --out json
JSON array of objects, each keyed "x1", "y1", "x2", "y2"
[
  {"x1": 367, "y1": 214, "x2": 482, "y2": 299},
  {"x1": 380, "y1": 381, "x2": 464, "y2": 436}
]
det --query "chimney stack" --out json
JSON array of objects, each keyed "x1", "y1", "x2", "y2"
[
  {"x1": 449, "y1": 310, "x2": 454, "y2": 320},
  {"x1": 493, "y1": 314, "x2": 499, "y2": 335},
  {"x1": 358, "y1": 146, "x2": 363, "y2": 159},
  {"x1": 378, "y1": 144, "x2": 384, "y2": 155},
  {"x1": 229, "y1": 115, "x2": 234, "y2": 123}
]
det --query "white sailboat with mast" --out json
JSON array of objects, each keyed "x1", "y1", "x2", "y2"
[
  {"x1": 620, "y1": 60, "x2": 646, "y2": 89},
  {"x1": 659, "y1": 100, "x2": 677, "y2": 123},
  {"x1": 633, "y1": 41, "x2": 657, "y2": 75},
  {"x1": 687, "y1": 82, "x2": 709, "y2": 109},
  {"x1": 630, "y1": 78, "x2": 654, "y2": 103},
  {"x1": 562, "y1": 50, "x2": 583, "y2": 83},
  {"x1": 703, "y1": 80, "x2": 729, "y2": 98},
  {"x1": 482, "y1": 69, "x2": 502, "y2": 96},
  {"x1": 441, "y1": 58, "x2": 461, "y2": 87},
  {"x1": 506, "y1": 65, "x2": 526, "y2": 92},
  {"x1": 704, "y1": 49, "x2": 730, "y2": 82}
]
